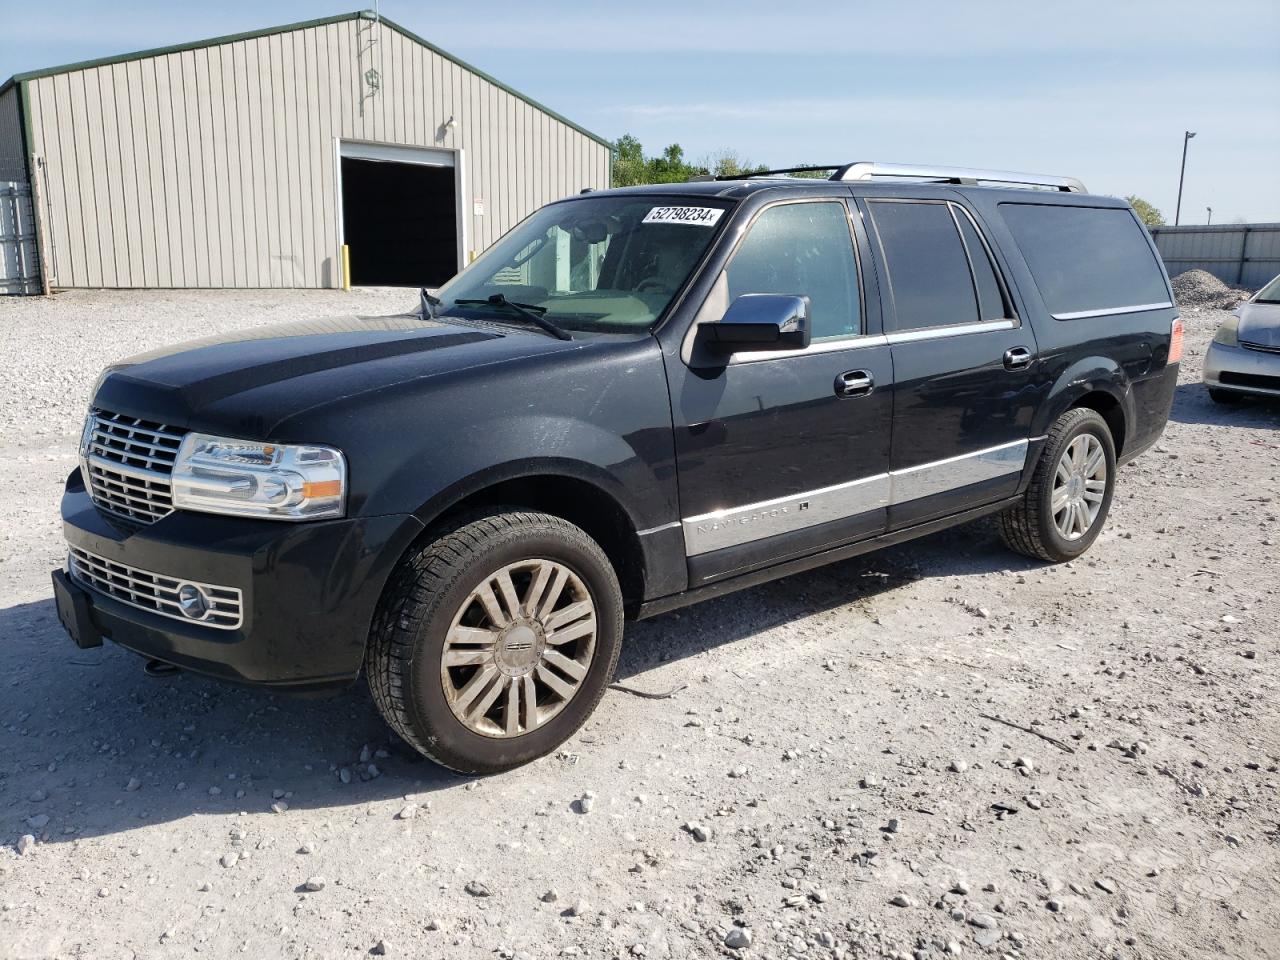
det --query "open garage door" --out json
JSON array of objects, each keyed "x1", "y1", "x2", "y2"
[{"x1": 339, "y1": 142, "x2": 461, "y2": 288}]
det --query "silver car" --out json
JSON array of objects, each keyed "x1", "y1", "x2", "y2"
[{"x1": 1204, "y1": 272, "x2": 1280, "y2": 404}]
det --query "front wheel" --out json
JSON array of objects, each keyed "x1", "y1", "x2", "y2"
[
  {"x1": 366, "y1": 510, "x2": 623, "y2": 774},
  {"x1": 999, "y1": 408, "x2": 1116, "y2": 563}
]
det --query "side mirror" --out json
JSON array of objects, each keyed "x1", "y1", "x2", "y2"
[{"x1": 699, "y1": 294, "x2": 811, "y2": 353}]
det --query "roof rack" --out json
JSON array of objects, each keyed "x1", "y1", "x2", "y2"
[
  {"x1": 688, "y1": 161, "x2": 1086, "y2": 193},
  {"x1": 832, "y1": 162, "x2": 1087, "y2": 193}
]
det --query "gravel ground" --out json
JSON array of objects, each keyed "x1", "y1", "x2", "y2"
[{"x1": 0, "y1": 289, "x2": 1277, "y2": 960}]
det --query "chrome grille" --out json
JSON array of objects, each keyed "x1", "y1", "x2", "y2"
[
  {"x1": 68, "y1": 547, "x2": 243, "y2": 630},
  {"x1": 84, "y1": 409, "x2": 186, "y2": 524}
]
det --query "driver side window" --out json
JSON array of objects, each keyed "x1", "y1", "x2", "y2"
[{"x1": 724, "y1": 201, "x2": 863, "y2": 341}]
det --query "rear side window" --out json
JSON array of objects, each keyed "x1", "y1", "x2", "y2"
[
  {"x1": 953, "y1": 209, "x2": 1008, "y2": 322},
  {"x1": 999, "y1": 203, "x2": 1170, "y2": 318},
  {"x1": 868, "y1": 200, "x2": 985, "y2": 331}
]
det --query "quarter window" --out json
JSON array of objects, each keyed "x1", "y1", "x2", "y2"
[
  {"x1": 868, "y1": 200, "x2": 984, "y2": 331},
  {"x1": 723, "y1": 201, "x2": 862, "y2": 342},
  {"x1": 953, "y1": 208, "x2": 1008, "y2": 322},
  {"x1": 999, "y1": 203, "x2": 1170, "y2": 318}
]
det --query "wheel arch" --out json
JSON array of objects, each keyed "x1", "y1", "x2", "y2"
[
  {"x1": 408, "y1": 460, "x2": 648, "y2": 609},
  {"x1": 1037, "y1": 358, "x2": 1133, "y2": 458}
]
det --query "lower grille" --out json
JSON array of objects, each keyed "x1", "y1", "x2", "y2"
[
  {"x1": 68, "y1": 547, "x2": 244, "y2": 630},
  {"x1": 1219, "y1": 371, "x2": 1280, "y2": 392}
]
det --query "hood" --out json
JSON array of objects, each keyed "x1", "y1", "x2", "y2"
[
  {"x1": 1237, "y1": 300, "x2": 1280, "y2": 349},
  {"x1": 93, "y1": 313, "x2": 579, "y2": 438}
]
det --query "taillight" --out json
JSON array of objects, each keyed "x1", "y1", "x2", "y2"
[{"x1": 1169, "y1": 317, "x2": 1184, "y2": 363}]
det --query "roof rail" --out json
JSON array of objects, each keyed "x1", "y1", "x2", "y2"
[
  {"x1": 833, "y1": 162, "x2": 1087, "y2": 193},
  {"x1": 687, "y1": 165, "x2": 840, "y2": 182}
]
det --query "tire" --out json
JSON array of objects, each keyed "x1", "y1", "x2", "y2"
[
  {"x1": 365, "y1": 509, "x2": 623, "y2": 774},
  {"x1": 999, "y1": 408, "x2": 1116, "y2": 563},
  {"x1": 1208, "y1": 387, "x2": 1243, "y2": 405}
]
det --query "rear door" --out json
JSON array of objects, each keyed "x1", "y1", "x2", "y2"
[
  {"x1": 664, "y1": 197, "x2": 893, "y2": 586},
  {"x1": 858, "y1": 194, "x2": 1040, "y2": 529}
]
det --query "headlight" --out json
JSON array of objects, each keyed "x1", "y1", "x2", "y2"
[
  {"x1": 1212, "y1": 316, "x2": 1240, "y2": 347},
  {"x1": 171, "y1": 434, "x2": 347, "y2": 521}
]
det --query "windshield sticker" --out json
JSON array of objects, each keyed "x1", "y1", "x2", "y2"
[{"x1": 642, "y1": 206, "x2": 725, "y2": 227}]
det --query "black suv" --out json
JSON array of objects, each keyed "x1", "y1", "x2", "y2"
[{"x1": 53, "y1": 162, "x2": 1181, "y2": 773}]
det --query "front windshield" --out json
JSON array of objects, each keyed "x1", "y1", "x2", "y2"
[
  {"x1": 1256, "y1": 273, "x2": 1280, "y2": 304},
  {"x1": 436, "y1": 196, "x2": 733, "y2": 332}
]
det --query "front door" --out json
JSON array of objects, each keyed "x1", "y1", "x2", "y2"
[
  {"x1": 858, "y1": 194, "x2": 1041, "y2": 529},
  {"x1": 664, "y1": 198, "x2": 894, "y2": 586}
]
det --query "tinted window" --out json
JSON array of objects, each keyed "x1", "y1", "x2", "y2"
[
  {"x1": 954, "y1": 209, "x2": 1008, "y2": 322},
  {"x1": 999, "y1": 203, "x2": 1170, "y2": 317},
  {"x1": 725, "y1": 202, "x2": 861, "y2": 341},
  {"x1": 869, "y1": 201, "x2": 978, "y2": 330}
]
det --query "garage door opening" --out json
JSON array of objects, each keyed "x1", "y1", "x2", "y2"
[{"x1": 340, "y1": 145, "x2": 459, "y2": 287}]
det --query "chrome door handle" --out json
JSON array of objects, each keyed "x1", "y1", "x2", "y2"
[
  {"x1": 1003, "y1": 346, "x2": 1033, "y2": 370},
  {"x1": 835, "y1": 370, "x2": 874, "y2": 398}
]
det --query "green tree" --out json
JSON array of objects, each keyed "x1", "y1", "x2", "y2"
[{"x1": 1125, "y1": 195, "x2": 1166, "y2": 227}]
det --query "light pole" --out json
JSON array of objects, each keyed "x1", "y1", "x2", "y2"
[
  {"x1": 1206, "y1": 206, "x2": 1213, "y2": 225},
  {"x1": 1175, "y1": 130, "x2": 1196, "y2": 226}
]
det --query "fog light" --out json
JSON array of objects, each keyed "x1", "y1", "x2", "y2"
[{"x1": 177, "y1": 583, "x2": 211, "y2": 621}]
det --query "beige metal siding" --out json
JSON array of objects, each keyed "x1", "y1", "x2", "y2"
[{"x1": 22, "y1": 17, "x2": 610, "y2": 288}]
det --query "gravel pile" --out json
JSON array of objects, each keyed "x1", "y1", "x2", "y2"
[{"x1": 1170, "y1": 269, "x2": 1252, "y2": 309}]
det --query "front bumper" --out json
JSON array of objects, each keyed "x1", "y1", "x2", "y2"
[
  {"x1": 57, "y1": 470, "x2": 423, "y2": 691},
  {"x1": 1203, "y1": 340, "x2": 1280, "y2": 398}
]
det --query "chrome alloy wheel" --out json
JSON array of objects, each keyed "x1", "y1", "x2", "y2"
[
  {"x1": 1051, "y1": 433, "x2": 1107, "y2": 541},
  {"x1": 441, "y1": 559, "x2": 597, "y2": 738}
]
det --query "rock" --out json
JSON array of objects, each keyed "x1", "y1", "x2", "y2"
[
  {"x1": 970, "y1": 914, "x2": 998, "y2": 929},
  {"x1": 567, "y1": 899, "x2": 590, "y2": 917},
  {"x1": 272, "y1": 788, "x2": 286, "y2": 799},
  {"x1": 1095, "y1": 877, "x2": 1117, "y2": 894},
  {"x1": 271, "y1": 801, "x2": 288, "y2": 814},
  {"x1": 974, "y1": 928, "x2": 1000, "y2": 949},
  {"x1": 220, "y1": 851, "x2": 239, "y2": 868},
  {"x1": 885, "y1": 818, "x2": 901, "y2": 834},
  {"x1": 952, "y1": 882, "x2": 970, "y2": 895},
  {"x1": 26, "y1": 814, "x2": 49, "y2": 831},
  {"x1": 464, "y1": 880, "x2": 492, "y2": 897},
  {"x1": 540, "y1": 888, "x2": 560, "y2": 903},
  {"x1": 728, "y1": 766, "x2": 748, "y2": 779},
  {"x1": 97, "y1": 888, "x2": 110, "y2": 898},
  {"x1": 945, "y1": 940, "x2": 962, "y2": 955},
  {"x1": 890, "y1": 894, "x2": 914, "y2": 907},
  {"x1": 724, "y1": 927, "x2": 753, "y2": 949},
  {"x1": 1047, "y1": 899, "x2": 1062, "y2": 912},
  {"x1": 949, "y1": 759, "x2": 968, "y2": 774},
  {"x1": 208, "y1": 786, "x2": 221, "y2": 796},
  {"x1": 125, "y1": 777, "x2": 142, "y2": 792},
  {"x1": 372, "y1": 939, "x2": 389, "y2": 955},
  {"x1": 810, "y1": 888, "x2": 829, "y2": 904},
  {"x1": 684, "y1": 822, "x2": 710, "y2": 842},
  {"x1": 303, "y1": 876, "x2": 326, "y2": 892},
  {"x1": 198, "y1": 881, "x2": 212, "y2": 892},
  {"x1": 396, "y1": 804, "x2": 418, "y2": 820},
  {"x1": 1014, "y1": 757, "x2": 1034, "y2": 772},
  {"x1": 366, "y1": 763, "x2": 381, "y2": 779},
  {"x1": 575, "y1": 793, "x2": 595, "y2": 814},
  {"x1": 359, "y1": 744, "x2": 373, "y2": 763},
  {"x1": 16, "y1": 835, "x2": 35, "y2": 856},
  {"x1": 339, "y1": 768, "x2": 352, "y2": 785},
  {"x1": 298, "y1": 842, "x2": 315, "y2": 854}
]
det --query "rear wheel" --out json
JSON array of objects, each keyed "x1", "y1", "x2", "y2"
[
  {"x1": 366, "y1": 510, "x2": 623, "y2": 774},
  {"x1": 999, "y1": 408, "x2": 1116, "y2": 563},
  {"x1": 1208, "y1": 387, "x2": 1243, "y2": 405}
]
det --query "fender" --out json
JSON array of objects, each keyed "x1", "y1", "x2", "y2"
[{"x1": 1033, "y1": 354, "x2": 1134, "y2": 450}]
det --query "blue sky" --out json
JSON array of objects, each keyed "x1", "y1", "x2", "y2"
[{"x1": 3, "y1": 0, "x2": 1278, "y2": 222}]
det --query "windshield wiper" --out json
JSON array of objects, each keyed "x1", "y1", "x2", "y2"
[
  {"x1": 454, "y1": 294, "x2": 573, "y2": 341},
  {"x1": 420, "y1": 288, "x2": 442, "y2": 320}
]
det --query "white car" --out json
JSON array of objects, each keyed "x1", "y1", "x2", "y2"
[{"x1": 1204, "y1": 272, "x2": 1280, "y2": 403}]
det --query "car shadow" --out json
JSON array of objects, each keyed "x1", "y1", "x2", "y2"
[
  {"x1": 0, "y1": 519, "x2": 1035, "y2": 848},
  {"x1": 1168, "y1": 381, "x2": 1280, "y2": 427}
]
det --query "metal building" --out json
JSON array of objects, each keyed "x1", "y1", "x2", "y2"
[{"x1": 0, "y1": 10, "x2": 612, "y2": 294}]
